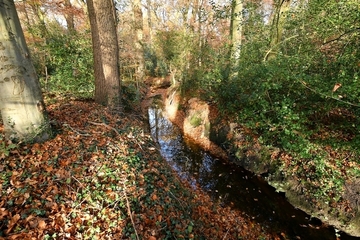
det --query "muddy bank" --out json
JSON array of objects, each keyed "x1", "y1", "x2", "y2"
[{"x1": 143, "y1": 85, "x2": 360, "y2": 238}]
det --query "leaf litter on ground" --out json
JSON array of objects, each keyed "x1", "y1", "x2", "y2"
[{"x1": 0, "y1": 97, "x2": 280, "y2": 239}]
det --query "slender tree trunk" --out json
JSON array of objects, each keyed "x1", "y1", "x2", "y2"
[
  {"x1": 228, "y1": 0, "x2": 243, "y2": 79},
  {"x1": 266, "y1": 0, "x2": 291, "y2": 60},
  {"x1": 132, "y1": 0, "x2": 145, "y2": 82},
  {"x1": 87, "y1": 0, "x2": 121, "y2": 109},
  {"x1": 145, "y1": 0, "x2": 152, "y2": 42},
  {"x1": 30, "y1": 2, "x2": 47, "y2": 38},
  {"x1": 21, "y1": 0, "x2": 31, "y2": 29},
  {"x1": 230, "y1": 0, "x2": 243, "y2": 65},
  {"x1": 196, "y1": 0, "x2": 204, "y2": 67},
  {"x1": 0, "y1": 0, "x2": 51, "y2": 142},
  {"x1": 64, "y1": 0, "x2": 75, "y2": 33}
]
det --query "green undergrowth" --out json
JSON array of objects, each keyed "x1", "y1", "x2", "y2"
[
  {"x1": 178, "y1": 51, "x2": 360, "y2": 223},
  {"x1": 190, "y1": 51, "x2": 360, "y2": 212}
]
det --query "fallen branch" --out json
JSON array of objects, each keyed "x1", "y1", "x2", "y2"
[
  {"x1": 88, "y1": 121, "x2": 120, "y2": 136},
  {"x1": 63, "y1": 123, "x2": 91, "y2": 136},
  {"x1": 123, "y1": 181, "x2": 140, "y2": 240},
  {"x1": 223, "y1": 229, "x2": 230, "y2": 240},
  {"x1": 299, "y1": 80, "x2": 360, "y2": 107}
]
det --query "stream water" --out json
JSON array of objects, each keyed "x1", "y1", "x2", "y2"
[{"x1": 148, "y1": 107, "x2": 357, "y2": 240}]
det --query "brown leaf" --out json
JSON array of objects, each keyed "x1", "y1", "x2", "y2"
[
  {"x1": 0, "y1": 208, "x2": 9, "y2": 221},
  {"x1": 332, "y1": 83, "x2": 342, "y2": 92},
  {"x1": 6, "y1": 232, "x2": 31, "y2": 239},
  {"x1": 6, "y1": 214, "x2": 20, "y2": 234},
  {"x1": 151, "y1": 194, "x2": 158, "y2": 201},
  {"x1": 38, "y1": 219, "x2": 47, "y2": 230}
]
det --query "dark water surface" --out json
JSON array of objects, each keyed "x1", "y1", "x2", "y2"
[{"x1": 148, "y1": 107, "x2": 358, "y2": 240}]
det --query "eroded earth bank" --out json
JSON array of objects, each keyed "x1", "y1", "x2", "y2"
[{"x1": 142, "y1": 78, "x2": 360, "y2": 239}]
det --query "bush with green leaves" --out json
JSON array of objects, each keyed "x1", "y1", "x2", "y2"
[
  {"x1": 163, "y1": 0, "x2": 360, "y2": 205},
  {"x1": 151, "y1": 29, "x2": 203, "y2": 83},
  {"x1": 29, "y1": 23, "x2": 94, "y2": 98},
  {"x1": 144, "y1": 44, "x2": 168, "y2": 77}
]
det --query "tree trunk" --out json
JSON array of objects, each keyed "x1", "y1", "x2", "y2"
[
  {"x1": 229, "y1": 0, "x2": 243, "y2": 79},
  {"x1": 87, "y1": 0, "x2": 121, "y2": 109},
  {"x1": 132, "y1": 0, "x2": 145, "y2": 82},
  {"x1": 0, "y1": 0, "x2": 51, "y2": 142},
  {"x1": 145, "y1": 0, "x2": 152, "y2": 42},
  {"x1": 265, "y1": 0, "x2": 291, "y2": 61},
  {"x1": 30, "y1": 1, "x2": 47, "y2": 38},
  {"x1": 230, "y1": 0, "x2": 243, "y2": 65},
  {"x1": 64, "y1": 0, "x2": 75, "y2": 33}
]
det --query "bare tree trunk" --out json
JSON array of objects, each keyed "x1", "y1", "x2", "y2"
[
  {"x1": 64, "y1": 0, "x2": 75, "y2": 33},
  {"x1": 230, "y1": 0, "x2": 243, "y2": 65},
  {"x1": 229, "y1": 0, "x2": 243, "y2": 79},
  {"x1": 132, "y1": 0, "x2": 145, "y2": 82},
  {"x1": 195, "y1": 0, "x2": 204, "y2": 67},
  {"x1": 0, "y1": 0, "x2": 51, "y2": 142},
  {"x1": 145, "y1": 0, "x2": 153, "y2": 42},
  {"x1": 87, "y1": 0, "x2": 121, "y2": 109},
  {"x1": 265, "y1": 0, "x2": 291, "y2": 61},
  {"x1": 30, "y1": 1, "x2": 47, "y2": 37}
]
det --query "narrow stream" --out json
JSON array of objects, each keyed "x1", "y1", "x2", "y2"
[{"x1": 148, "y1": 107, "x2": 357, "y2": 240}]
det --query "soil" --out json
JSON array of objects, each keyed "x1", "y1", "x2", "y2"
[{"x1": 141, "y1": 77, "x2": 228, "y2": 161}]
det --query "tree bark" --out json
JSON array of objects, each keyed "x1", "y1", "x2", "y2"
[
  {"x1": 87, "y1": 0, "x2": 121, "y2": 109},
  {"x1": 266, "y1": 0, "x2": 291, "y2": 61},
  {"x1": 0, "y1": 0, "x2": 51, "y2": 142},
  {"x1": 132, "y1": 0, "x2": 145, "y2": 82},
  {"x1": 30, "y1": 1, "x2": 47, "y2": 38},
  {"x1": 230, "y1": 0, "x2": 243, "y2": 64},
  {"x1": 229, "y1": 0, "x2": 243, "y2": 79},
  {"x1": 145, "y1": 0, "x2": 152, "y2": 41},
  {"x1": 64, "y1": 0, "x2": 75, "y2": 33}
]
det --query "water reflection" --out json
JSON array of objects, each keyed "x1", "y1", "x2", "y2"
[{"x1": 148, "y1": 107, "x2": 356, "y2": 240}]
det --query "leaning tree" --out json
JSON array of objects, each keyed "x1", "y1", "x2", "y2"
[{"x1": 0, "y1": 0, "x2": 51, "y2": 142}]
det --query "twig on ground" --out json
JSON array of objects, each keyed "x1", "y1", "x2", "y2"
[
  {"x1": 67, "y1": 194, "x2": 89, "y2": 217},
  {"x1": 88, "y1": 121, "x2": 121, "y2": 136},
  {"x1": 63, "y1": 123, "x2": 91, "y2": 136},
  {"x1": 168, "y1": 190, "x2": 187, "y2": 212},
  {"x1": 223, "y1": 229, "x2": 230, "y2": 240},
  {"x1": 72, "y1": 176, "x2": 84, "y2": 187},
  {"x1": 123, "y1": 181, "x2": 140, "y2": 240}
]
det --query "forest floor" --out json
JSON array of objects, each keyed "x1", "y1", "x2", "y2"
[{"x1": 0, "y1": 91, "x2": 285, "y2": 239}]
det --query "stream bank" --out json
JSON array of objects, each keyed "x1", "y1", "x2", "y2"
[{"x1": 141, "y1": 81, "x2": 360, "y2": 238}]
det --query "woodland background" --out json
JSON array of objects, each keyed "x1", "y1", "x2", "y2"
[{"x1": 0, "y1": 0, "x2": 359, "y2": 239}]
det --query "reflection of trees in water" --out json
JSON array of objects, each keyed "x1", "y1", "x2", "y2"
[
  {"x1": 148, "y1": 108, "x2": 179, "y2": 142},
  {"x1": 149, "y1": 106, "x2": 220, "y2": 190},
  {"x1": 148, "y1": 107, "x2": 342, "y2": 240}
]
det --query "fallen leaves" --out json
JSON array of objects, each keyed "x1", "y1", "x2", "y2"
[
  {"x1": 0, "y1": 98, "x2": 277, "y2": 239},
  {"x1": 6, "y1": 214, "x2": 20, "y2": 234}
]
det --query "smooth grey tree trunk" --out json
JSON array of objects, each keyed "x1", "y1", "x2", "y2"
[
  {"x1": 0, "y1": 0, "x2": 50, "y2": 142},
  {"x1": 229, "y1": 0, "x2": 243, "y2": 79},
  {"x1": 230, "y1": 0, "x2": 243, "y2": 64},
  {"x1": 133, "y1": 0, "x2": 145, "y2": 83}
]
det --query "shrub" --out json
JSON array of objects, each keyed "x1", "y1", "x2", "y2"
[{"x1": 29, "y1": 23, "x2": 94, "y2": 98}]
